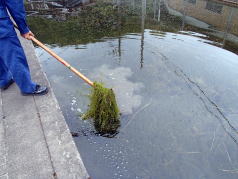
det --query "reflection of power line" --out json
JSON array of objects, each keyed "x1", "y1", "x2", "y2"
[
  {"x1": 154, "y1": 49, "x2": 238, "y2": 146},
  {"x1": 121, "y1": 98, "x2": 153, "y2": 132}
]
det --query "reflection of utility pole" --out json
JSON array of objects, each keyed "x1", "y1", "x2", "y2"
[
  {"x1": 140, "y1": 0, "x2": 146, "y2": 69},
  {"x1": 158, "y1": 0, "x2": 161, "y2": 22},
  {"x1": 223, "y1": 7, "x2": 234, "y2": 48},
  {"x1": 117, "y1": 0, "x2": 122, "y2": 63},
  {"x1": 118, "y1": 36, "x2": 122, "y2": 60},
  {"x1": 132, "y1": 0, "x2": 135, "y2": 10},
  {"x1": 181, "y1": 0, "x2": 186, "y2": 31},
  {"x1": 153, "y1": 0, "x2": 161, "y2": 22},
  {"x1": 153, "y1": 0, "x2": 157, "y2": 19}
]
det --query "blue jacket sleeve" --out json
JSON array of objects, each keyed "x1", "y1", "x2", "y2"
[{"x1": 5, "y1": 0, "x2": 30, "y2": 34}]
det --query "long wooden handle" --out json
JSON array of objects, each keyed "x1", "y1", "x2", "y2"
[{"x1": 30, "y1": 36, "x2": 94, "y2": 87}]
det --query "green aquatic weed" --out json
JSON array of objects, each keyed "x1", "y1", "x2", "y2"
[{"x1": 83, "y1": 82, "x2": 120, "y2": 134}]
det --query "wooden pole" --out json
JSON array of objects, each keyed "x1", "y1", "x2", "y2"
[
  {"x1": 13, "y1": 23, "x2": 94, "y2": 87},
  {"x1": 31, "y1": 36, "x2": 94, "y2": 87}
]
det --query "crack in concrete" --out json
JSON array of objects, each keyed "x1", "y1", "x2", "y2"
[{"x1": 33, "y1": 96, "x2": 58, "y2": 179}]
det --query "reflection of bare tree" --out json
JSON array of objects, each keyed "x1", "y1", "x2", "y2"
[
  {"x1": 140, "y1": 0, "x2": 146, "y2": 68},
  {"x1": 223, "y1": 7, "x2": 235, "y2": 48}
]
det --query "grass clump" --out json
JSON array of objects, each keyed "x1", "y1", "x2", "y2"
[{"x1": 83, "y1": 82, "x2": 120, "y2": 135}]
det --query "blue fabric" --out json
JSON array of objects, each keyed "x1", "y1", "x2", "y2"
[
  {"x1": 0, "y1": 12, "x2": 16, "y2": 38},
  {"x1": 0, "y1": 0, "x2": 29, "y2": 36},
  {"x1": 0, "y1": 0, "x2": 36, "y2": 93},
  {"x1": 0, "y1": 36, "x2": 36, "y2": 93}
]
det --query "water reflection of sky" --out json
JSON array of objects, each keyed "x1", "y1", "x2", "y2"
[{"x1": 35, "y1": 29, "x2": 238, "y2": 178}]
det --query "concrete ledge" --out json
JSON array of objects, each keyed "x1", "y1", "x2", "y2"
[{"x1": 0, "y1": 33, "x2": 89, "y2": 178}]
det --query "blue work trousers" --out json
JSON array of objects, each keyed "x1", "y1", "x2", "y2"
[{"x1": 0, "y1": 36, "x2": 36, "y2": 93}]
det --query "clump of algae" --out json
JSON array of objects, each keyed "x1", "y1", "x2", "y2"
[{"x1": 83, "y1": 82, "x2": 120, "y2": 134}]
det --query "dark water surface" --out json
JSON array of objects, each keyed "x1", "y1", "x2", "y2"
[{"x1": 31, "y1": 0, "x2": 238, "y2": 178}]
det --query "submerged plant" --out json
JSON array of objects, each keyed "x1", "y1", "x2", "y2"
[{"x1": 83, "y1": 82, "x2": 120, "y2": 135}]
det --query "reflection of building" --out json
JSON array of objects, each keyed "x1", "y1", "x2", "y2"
[
  {"x1": 167, "y1": 0, "x2": 238, "y2": 35},
  {"x1": 27, "y1": 0, "x2": 91, "y2": 8}
]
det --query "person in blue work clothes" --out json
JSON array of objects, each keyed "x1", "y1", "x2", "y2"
[{"x1": 0, "y1": 0, "x2": 48, "y2": 95}]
